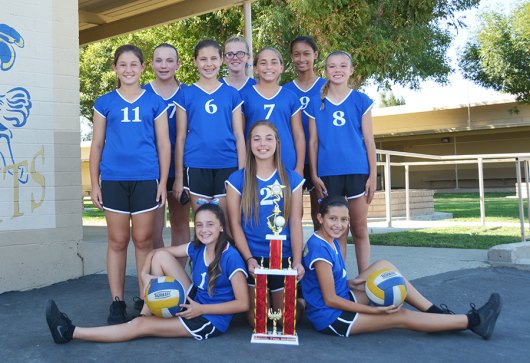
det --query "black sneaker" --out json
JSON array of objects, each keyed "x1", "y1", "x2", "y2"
[
  {"x1": 107, "y1": 296, "x2": 127, "y2": 325},
  {"x1": 133, "y1": 296, "x2": 144, "y2": 312},
  {"x1": 439, "y1": 304, "x2": 455, "y2": 314},
  {"x1": 45, "y1": 299, "x2": 74, "y2": 344},
  {"x1": 469, "y1": 293, "x2": 502, "y2": 340}
]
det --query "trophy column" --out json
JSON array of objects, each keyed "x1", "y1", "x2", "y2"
[{"x1": 250, "y1": 180, "x2": 299, "y2": 345}]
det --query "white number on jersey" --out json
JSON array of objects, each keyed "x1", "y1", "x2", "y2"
[
  {"x1": 121, "y1": 107, "x2": 141, "y2": 122},
  {"x1": 264, "y1": 104, "x2": 275, "y2": 119},
  {"x1": 205, "y1": 99, "x2": 218, "y2": 114},
  {"x1": 332, "y1": 110, "x2": 346, "y2": 127},
  {"x1": 300, "y1": 96, "x2": 310, "y2": 110},
  {"x1": 198, "y1": 271, "x2": 207, "y2": 289},
  {"x1": 259, "y1": 187, "x2": 273, "y2": 206},
  {"x1": 168, "y1": 103, "x2": 176, "y2": 119}
]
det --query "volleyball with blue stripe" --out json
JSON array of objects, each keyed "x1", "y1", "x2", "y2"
[
  {"x1": 145, "y1": 276, "x2": 186, "y2": 318},
  {"x1": 365, "y1": 268, "x2": 407, "y2": 307}
]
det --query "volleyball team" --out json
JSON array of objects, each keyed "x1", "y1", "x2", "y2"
[{"x1": 45, "y1": 36, "x2": 501, "y2": 344}]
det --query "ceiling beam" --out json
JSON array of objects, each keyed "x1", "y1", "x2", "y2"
[
  {"x1": 79, "y1": 10, "x2": 111, "y2": 25},
  {"x1": 79, "y1": 0, "x2": 253, "y2": 45}
]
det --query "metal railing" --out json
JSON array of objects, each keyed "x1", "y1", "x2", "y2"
[{"x1": 376, "y1": 150, "x2": 530, "y2": 242}]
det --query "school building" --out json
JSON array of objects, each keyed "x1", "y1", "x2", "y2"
[
  {"x1": 0, "y1": 0, "x2": 256, "y2": 294},
  {"x1": 2, "y1": 0, "x2": 529, "y2": 294}
]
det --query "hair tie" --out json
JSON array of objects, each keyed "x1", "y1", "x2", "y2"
[{"x1": 197, "y1": 198, "x2": 220, "y2": 206}]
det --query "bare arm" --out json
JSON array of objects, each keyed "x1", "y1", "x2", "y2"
[
  {"x1": 226, "y1": 186, "x2": 259, "y2": 275},
  {"x1": 173, "y1": 106, "x2": 187, "y2": 200},
  {"x1": 232, "y1": 107, "x2": 246, "y2": 169},
  {"x1": 177, "y1": 271, "x2": 249, "y2": 318},
  {"x1": 308, "y1": 116, "x2": 326, "y2": 198},
  {"x1": 290, "y1": 110, "x2": 305, "y2": 175},
  {"x1": 361, "y1": 110, "x2": 377, "y2": 203},
  {"x1": 289, "y1": 186, "x2": 305, "y2": 280},
  {"x1": 154, "y1": 111, "x2": 170, "y2": 206},
  {"x1": 89, "y1": 112, "x2": 106, "y2": 210},
  {"x1": 315, "y1": 261, "x2": 394, "y2": 314}
]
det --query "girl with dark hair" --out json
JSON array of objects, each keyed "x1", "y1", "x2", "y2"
[
  {"x1": 46, "y1": 204, "x2": 249, "y2": 343},
  {"x1": 89, "y1": 44, "x2": 170, "y2": 324},
  {"x1": 284, "y1": 36, "x2": 327, "y2": 231},
  {"x1": 301, "y1": 195, "x2": 502, "y2": 340},
  {"x1": 226, "y1": 120, "x2": 305, "y2": 326}
]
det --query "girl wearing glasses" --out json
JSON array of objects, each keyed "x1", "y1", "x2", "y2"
[{"x1": 221, "y1": 36, "x2": 256, "y2": 92}]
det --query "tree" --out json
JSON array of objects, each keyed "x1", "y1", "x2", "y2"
[
  {"x1": 379, "y1": 90, "x2": 406, "y2": 107},
  {"x1": 459, "y1": 1, "x2": 530, "y2": 103},
  {"x1": 80, "y1": 0, "x2": 480, "y2": 120}
]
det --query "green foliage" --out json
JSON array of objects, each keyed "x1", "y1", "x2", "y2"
[
  {"x1": 379, "y1": 90, "x2": 406, "y2": 107},
  {"x1": 459, "y1": 1, "x2": 530, "y2": 103},
  {"x1": 80, "y1": 0, "x2": 479, "y2": 121}
]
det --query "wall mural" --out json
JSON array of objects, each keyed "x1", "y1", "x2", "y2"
[{"x1": 0, "y1": 23, "x2": 50, "y2": 229}]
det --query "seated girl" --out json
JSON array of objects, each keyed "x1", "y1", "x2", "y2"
[
  {"x1": 302, "y1": 196, "x2": 501, "y2": 340},
  {"x1": 45, "y1": 203, "x2": 249, "y2": 343}
]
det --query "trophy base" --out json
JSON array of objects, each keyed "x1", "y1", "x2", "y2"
[{"x1": 250, "y1": 332, "x2": 299, "y2": 345}]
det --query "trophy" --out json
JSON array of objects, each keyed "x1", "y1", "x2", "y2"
[{"x1": 251, "y1": 180, "x2": 299, "y2": 345}]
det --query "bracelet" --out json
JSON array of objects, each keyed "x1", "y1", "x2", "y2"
[{"x1": 246, "y1": 256, "x2": 256, "y2": 263}]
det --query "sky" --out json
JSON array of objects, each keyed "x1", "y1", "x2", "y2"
[{"x1": 365, "y1": 0, "x2": 523, "y2": 108}]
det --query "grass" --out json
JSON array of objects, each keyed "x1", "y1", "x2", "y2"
[
  {"x1": 84, "y1": 193, "x2": 529, "y2": 249},
  {"x1": 368, "y1": 192, "x2": 529, "y2": 249}
]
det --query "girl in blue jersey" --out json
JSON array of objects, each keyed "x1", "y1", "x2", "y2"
[
  {"x1": 226, "y1": 121, "x2": 305, "y2": 325},
  {"x1": 174, "y1": 39, "x2": 246, "y2": 220},
  {"x1": 144, "y1": 43, "x2": 190, "y2": 255},
  {"x1": 45, "y1": 203, "x2": 249, "y2": 343},
  {"x1": 221, "y1": 35, "x2": 256, "y2": 92},
  {"x1": 284, "y1": 36, "x2": 327, "y2": 231},
  {"x1": 240, "y1": 47, "x2": 305, "y2": 175},
  {"x1": 305, "y1": 50, "x2": 376, "y2": 273},
  {"x1": 89, "y1": 44, "x2": 170, "y2": 325},
  {"x1": 302, "y1": 196, "x2": 502, "y2": 340}
]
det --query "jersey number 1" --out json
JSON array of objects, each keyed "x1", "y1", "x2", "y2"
[{"x1": 121, "y1": 107, "x2": 141, "y2": 122}]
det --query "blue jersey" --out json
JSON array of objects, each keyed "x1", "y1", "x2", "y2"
[
  {"x1": 240, "y1": 86, "x2": 302, "y2": 170},
  {"x1": 284, "y1": 77, "x2": 326, "y2": 164},
  {"x1": 175, "y1": 83, "x2": 243, "y2": 169},
  {"x1": 220, "y1": 76, "x2": 256, "y2": 93},
  {"x1": 225, "y1": 168, "x2": 304, "y2": 258},
  {"x1": 187, "y1": 242, "x2": 247, "y2": 333},
  {"x1": 304, "y1": 90, "x2": 374, "y2": 176},
  {"x1": 93, "y1": 89, "x2": 168, "y2": 181},
  {"x1": 302, "y1": 233, "x2": 350, "y2": 331},
  {"x1": 143, "y1": 82, "x2": 185, "y2": 178}
]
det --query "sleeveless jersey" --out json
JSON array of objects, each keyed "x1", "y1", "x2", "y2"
[
  {"x1": 302, "y1": 233, "x2": 350, "y2": 331},
  {"x1": 175, "y1": 83, "x2": 243, "y2": 169},
  {"x1": 187, "y1": 242, "x2": 247, "y2": 333},
  {"x1": 225, "y1": 168, "x2": 304, "y2": 258},
  {"x1": 240, "y1": 86, "x2": 302, "y2": 170},
  {"x1": 93, "y1": 89, "x2": 168, "y2": 181},
  {"x1": 304, "y1": 89, "x2": 374, "y2": 176},
  {"x1": 284, "y1": 77, "x2": 326, "y2": 164}
]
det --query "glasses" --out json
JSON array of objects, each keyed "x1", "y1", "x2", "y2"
[{"x1": 224, "y1": 51, "x2": 248, "y2": 59}]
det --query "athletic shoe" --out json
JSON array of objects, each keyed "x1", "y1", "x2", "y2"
[
  {"x1": 469, "y1": 293, "x2": 502, "y2": 340},
  {"x1": 133, "y1": 296, "x2": 144, "y2": 312},
  {"x1": 45, "y1": 299, "x2": 74, "y2": 344},
  {"x1": 439, "y1": 304, "x2": 455, "y2": 314},
  {"x1": 107, "y1": 297, "x2": 127, "y2": 325}
]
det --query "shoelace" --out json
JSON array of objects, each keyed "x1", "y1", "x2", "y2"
[
  {"x1": 468, "y1": 303, "x2": 477, "y2": 314},
  {"x1": 440, "y1": 304, "x2": 455, "y2": 314}
]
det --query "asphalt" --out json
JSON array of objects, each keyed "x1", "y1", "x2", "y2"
[{"x1": 1, "y1": 223, "x2": 529, "y2": 362}]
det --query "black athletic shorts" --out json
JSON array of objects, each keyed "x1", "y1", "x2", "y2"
[
  {"x1": 303, "y1": 164, "x2": 314, "y2": 191},
  {"x1": 186, "y1": 167, "x2": 237, "y2": 198},
  {"x1": 101, "y1": 180, "x2": 158, "y2": 214},
  {"x1": 321, "y1": 174, "x2": 369, "y2": 200},
  {"x1": 167, "y1": 168, "x2": 189, "y2": 193},
  {"x1": 320, "y1": 291, "x2": 358, "y2": 337},
  {"x1": 179, "y1": 315, "x2": 221, "y2": 340}
]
